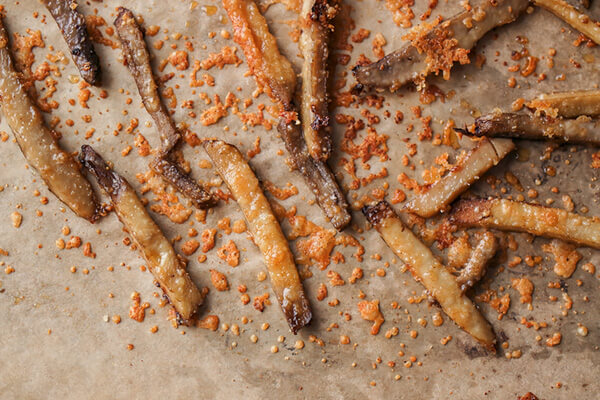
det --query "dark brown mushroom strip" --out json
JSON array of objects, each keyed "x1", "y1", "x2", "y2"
[
  {"x1": 353, "y1": 0, "x2": 529, "y2": 91},
  {"x1": 0, "y1": 17, "x2": 99, "y2": 221},
  {"x1": 79, "y1": 145, "x2": 203, "y2": 324},
  {"x1": 405, "y1": 138, "x2": 514, "y2": 218},
  {"x1": 42, "y1": 0, "x2": 101, "y2": 85},
  {"x1": 203, "y1": 139, "x2": 312, "y2": 333},
  {"x1": 299, "y1": 0, "x2": 338, "y2": 161},
  {"x1": 471, "y1": 112, "x2": 600, "y2": 144},
  {"x1": 450, "y1": 198, "x2": 600, "y2": 249},
  {"x1": 534, "y1": 0, "x2": 600, "y2": 44},
  {"x1": 114, "y1": 7, "x2": 217, "y2": 209},
  {"x1": 528, "y1": 90, "x2": 600, "y2": 118},
  {"x1": 362, "y1": 201, "x2": 496, "y2": 350},
  {"x1": 455, "y1": 231, "x2": 498, "y2": 293},
  {"x1": 223, "y1": 0, "x2": 351, "y2": 230}
]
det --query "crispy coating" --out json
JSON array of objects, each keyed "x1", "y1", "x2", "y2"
[
  {"x1": 299, "y1": 0, "x2": 338, "y2": 160},
  {"x1": 472, "y1": 112, "x2": 600, "y2": 144},
  {"x1": 405, "y1": 138, "x2": 514, "y2": 218},
  {"x1": 79, "y1": 145, "x2": 203, "y2": 324},
  {"x1": 528, "y1": 90, "x2": 600, "y2": 118},
  {"x1": 534, "y1": 0, "x2": 600, "y2": 45},
  {"x1": 42, "y1": 0, "x2": 101, "y2": 85},
  {"x1": 203, "y1": 139, "x2": 312, "y2": 333},
  {"x1": 450, "y1": 198, "x2": 600, "y2": 249},
  {"x1": 363, "y1": 201, "x2": 496, "y2": 350},
  {"x1": 353, "y1": 0, "x2": 529, "y2": 90},
  {"x1": 223, "y1": 0, "x2": 351, "y2": 230},
  {"x1": 0, "y1": 17, "x2": 99, "y2": 221},
  {"x1": 114, "y1": 7, "x2": 217, "y2": 209}
]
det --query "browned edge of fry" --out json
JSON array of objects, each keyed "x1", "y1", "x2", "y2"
[
  {"x1": 0, "y1": 13, "x2": 100, "y2": 222},
  {"x1": 79, "y1": 145, "x2": 204, "y2": 324},
  {"x1": 202, "y1": 139, "x2": 312, "y2": 333},
  {"x1": 42, "y1": 0, "x2": 101, "y2": 85},
  {"x1": 114, "y1": 7, "x2": 217, "y2": 209}
]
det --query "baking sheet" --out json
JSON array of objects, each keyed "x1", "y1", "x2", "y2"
[{"x1": 0, "y1": 0, "x2": 599, "y2": 399}]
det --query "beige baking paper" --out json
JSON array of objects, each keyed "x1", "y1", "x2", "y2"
[{"x1": 1, "y1": 0, "x2": 599, "y2": 399}]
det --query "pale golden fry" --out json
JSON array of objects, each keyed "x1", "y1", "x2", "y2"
[
  {"x1": 0, "y1": 17, "x2": 99, "y2": 221},
  {"x1": 363, "y1": 201, "x2": 496, "y2": 350},
  {"x1": 534, "y1": 0, "x2": 600, "y2": 45},
  {"x1": 222, "y1": 0, "x2": 351, "y2": 230},
  {"x1": 299, "y1": 0, "x2": 338, "y2": 160},
  {"x1": 79, "y1": 145, "x2": 203, "y2": 324},
  {"x1": 472, "y1": 112, "x2": 600, "y2": 144},
  {"x1": 456, "y1": 231, "x2": 498, "y2": 293},
  {"x1": 353, "y1": 0, "x2": 529, "y2": 90},
  {"x1": 42, "y1": 0, "x2": 101, "y2": 85},
  {"x1": 450, "y1": 198, "x2": 600, "y2": 249},
  {"x1": 406, "y1": 138, "x2": 513, "y2": 218},
  {"x1": 114, "y1": 7, "x2": 217, "y2": 209},
  {"x1": 528, "y1": 90, "x2": 600, "y2": 118},
  {"x1": 203, "y1": 139, "x2": 312, "y2": 333}
]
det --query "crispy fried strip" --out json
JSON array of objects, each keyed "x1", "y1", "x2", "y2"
[
  {"x1": 223, "y1": 0, "x2": 296, "y2": 109},
  {"x1": 353, "y1": 0, "x2": 529, "y2": 90},
  {"x1": 203, "y1": 139, "x2": 312, "y2": 333},
  {"x1": 114, "y1": 7, "x2": 217, "y2": 209},
  {"x1": 456, "y1": 231, "x2": 498, "y2": 293},
  {"x1": 363, "y1": 201, "x2": 496, "y2": 350},
  {"x1": 299, "y1": 0, "x2": 338, "y2": 160},
  {"x1": 42, "y1": 0, "x2": 101, "y2": 85},
  {"x1": 534, "y1": 0, "x2": 600, "y2": 45},
  {"x1": 79, "y1": 145, "x2": 203, "y2": 324},
  {"x1": 223, "y1": 0, "x2": 351, "y2": 230},
  {"x1": 528, "y1": 90, "x2": 600, "y2": 118},
  {"x1": 405, "y1": 138, "x2": 514, "y2": 218},
  {"x1": 450, "y1": 198, "x2": 600, "y2": 249},
  {"x1": 472, "y1": 112, "x2": 600, "y2": 144},
  {"x1": 0, "y1": 18, "x2": 99, "y2": 221}
]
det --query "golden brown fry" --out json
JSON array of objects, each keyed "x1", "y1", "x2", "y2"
[
  {"x1": 455, "y1": 231, "x2": 498, "y2": 293},
  {"x1": 223, "y1": 0, "x2": 296, "y2": 109},
  {"x1": 363, "y1": 201, "x2": 496, "y2": 350},
  {"x1": 299, "y1": 0, "x2": 338, "y2": 160},
  {"x1": 528, "y1": 90, "x2": 600, "y2": 118},
  {"x1": 223, "y1": 0, "x2": 351, "y2": 230},
  {"x1": 79, "y1": 145, "x2": 203, "y2": 324},
  {"x1": 353, "y1": 0, "x2": 529, "y2": 90},
  {"x1": 42, "y1": 0, "x2": 101, "y2": 85},
  {"x1": 405, "y1": 138, "x2": 514, "y2": 218},
  {"x1": 0, "y1": 17, "x2": 99, "y2": 221},
  {"x1": 534, "y1": 0, "x2": 600, "y2": 45},
  {"x1": 114, "y1": 7, "x2": 217, "y2": 209},
  {"x1": 472, "y1": 112, "x2": 600, "y2": 144},
  {"x1": 203, "y1": 139, "x2": 312, "y2": 333},
  {"x1": 450, "y1": 198, "x2": 600, "y2": 249}
]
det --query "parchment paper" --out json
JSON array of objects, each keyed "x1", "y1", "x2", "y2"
[{"x1": 1, "y1": 1, "x2": 599, "y2": 399}]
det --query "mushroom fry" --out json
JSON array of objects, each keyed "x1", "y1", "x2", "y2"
[
  {"x1": 203, "y1": 139, "x2": 312, "y2": 333},
  {"x1": 528, "y1": 90, "x2": 600, "y2": 118},
  {"x1": 450, "y1": 198, "x2": 600, "y2": 249},
  {"x1": 534, "y1": 0, "x2": 600, "y2": 45},
  {"x1": 42, "y1": 0, "x2": 101, "y2": 85},
  {"x1": 79, "y1": 145, "x2": 203, "y2": 324},
  {"x1": 353, "y1": 0, "x2": 529, "y2": 90},
  {"x1": 455, "y1": 232, "x2": 498, "y2": 293},
  {"x1": 405, "y1": 138, "x2": 514, "y2": 218},
  {"x1": 299, "y1": 0, "x2": 338, "y2": 161},
  {"x1": 363, "y1": 201, "x2": 496, "y2": 350},
  {"x1": 0, "y1": 16, "x2": 99, "y2": 221},
  {"x1": 114, "y1": 7, "x2": 217, "y2": 209}
]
